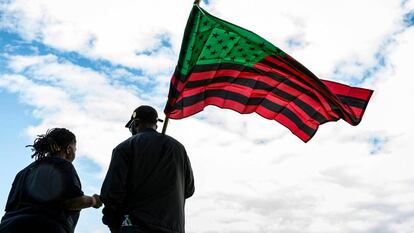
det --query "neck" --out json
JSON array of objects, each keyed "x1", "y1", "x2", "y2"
[
  {"x1": 138, "y1": 126, "x2": 156, "y2": 133},
  {"x1": 54, "y1": 151, "x2": 71, "y2": 161}
]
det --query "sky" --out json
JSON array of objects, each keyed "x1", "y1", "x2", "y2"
[{"x1": 0, "y1": 0, "x2": 414, "y2": 232}]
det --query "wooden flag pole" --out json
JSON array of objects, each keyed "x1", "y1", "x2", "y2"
[{"x1": 194, "y1": 0, "x2": 201, "y2": 5}]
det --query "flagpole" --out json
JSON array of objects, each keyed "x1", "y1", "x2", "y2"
[
  {"x1": 161, "y1": 117, "x2": 169, "y2": 135},
  {"x1": 194, "y1": 0, "x2": 201, "y2": 5}
]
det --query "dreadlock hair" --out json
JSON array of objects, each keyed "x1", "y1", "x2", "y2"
[{"x1": 27, "y1": 128, "x2": 76, "y2": 160}]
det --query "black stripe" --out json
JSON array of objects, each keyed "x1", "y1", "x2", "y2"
[
  {"x1": 280, "y1": 55, "x2": 322, "y2": 83},
  {"x1": 185, "y1": 76, "x2": 328, "y2": 123},
  {"x1": 187, "y1": 62, "x2": 336, "y2": 110},
  {"x1": 174, "y1": 67, "x2": 187, "y2": 83},
  {"x1": 192, "y1": 62, "x2": 258, "y2": 73},
  {"x1": 264, "y1": 56, "x2": 347, "y2": 119},
  {"x1": 172, "y1": 89, "x2": 316, "y2": 137},
  {"x1": 174, "y1": 62, "x2": 345, "y2": 121},
  {"x1": 337, "y1": 95, "x2": 368, "y2": 109},
  {"x1": 168, "y1": 82, "x2": 180, "y2": 99},
  {"x1": 260, "y1": 57, "x2": 330, "y2": 97},
  {"x1": 168, "y1": 68, "x2": 189, "y2": 99},
  {"x1": 261, "y1": 99, "x2": 317, "y2": 137},
  {"x1": 181, "y1": 63, "x2": 327, "y2": 106}
]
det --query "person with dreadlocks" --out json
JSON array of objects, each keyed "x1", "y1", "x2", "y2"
[{"x1": 0, "y1": 128, "x2": 102, "y2": 233}]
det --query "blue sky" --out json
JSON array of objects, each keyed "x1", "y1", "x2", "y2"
[{"x1": 1, "y1": 0, "x2": 414, "y2": 233}]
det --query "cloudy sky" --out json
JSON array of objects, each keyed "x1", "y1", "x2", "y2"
[{"x1": 1, "y1": 0, "x2": 414, "y2": 232}]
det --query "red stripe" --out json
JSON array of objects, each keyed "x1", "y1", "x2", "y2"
[
  {"x1": 188, "y1": 69, "x2": 255, "y2": 81},
  {"x1": 256, "y1": 57, "x2": 351, "y2": 122},
  {"x1": 322, "y1": 79, "x2": 373, "y2": 101},
  {"x1": 168, "y1": 96, "x2": 313, "y2": 142},
  {"x1": 170, "y1": 75, "x2": 185, "y2": 92},
  {"x1": 179, "y1": 84, "x2": 319, "y2": 128},
  {"x1": 253, "y1": 62, "x2": 340, "y2": 119},
  {"x1": 169, "y1": 59, "x2": 372, "y2": 127},
  {"x1": 349, "y1": 106, "x2": 363, "y2": 119},
  {"x1": 281, "y1": 54, "x2": 361, "y2": 123},
  {"x1": 167, "y1": 75, "x2": 186, "y2": 105},
  {"x1": 261, "y1": 56, "x2": 338, "y2": 104},
  {"x1": 182, "y1": 69, "x2": 337, "y2": 121},
  {"x1": 255, "y1": 105, "x2": 313, "y2": 142},
  {"x1": 264, "y1": 55, "x2": 325, "y2": 90}
]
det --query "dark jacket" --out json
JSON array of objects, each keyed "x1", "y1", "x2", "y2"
[
  {"x1": 100, "y1": 128, "x2": 195, "y2": 233},
  {"x1": 0, "y1": 157, "x2": 84, "y2": 233}
]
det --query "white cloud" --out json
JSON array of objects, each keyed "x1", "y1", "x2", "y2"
[
  {"x1": 206, "y1": 0, "x2": 403, "y2": 79},
  {"x1": 1, "y1": 0, "x2": 195, "y2": 74},
  {"x1": 0, "y1": 55, "x2": 150, "y2": 168}
]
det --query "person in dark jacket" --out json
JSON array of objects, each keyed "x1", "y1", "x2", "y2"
[
  {"x1": 100, "y1": 105, "x2": 195, "y2": 233},
  {"x1": 0, "y1": 128, "x2": 102, "y2": 233}
]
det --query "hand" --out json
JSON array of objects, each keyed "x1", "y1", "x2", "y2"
[{"x1": 92, "y1": 194, "x2": 102, "y2": 208}]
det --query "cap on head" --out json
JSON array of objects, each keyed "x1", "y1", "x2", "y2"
[{"x1": 125, "y1": 105, "x2": 163, "y2": 128}]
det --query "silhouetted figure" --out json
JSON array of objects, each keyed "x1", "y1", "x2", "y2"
[
  {"x1": 0, "y1": 128, "x2": 102, "y2": 233},
  {"x1": 101, "y1": 105, "x2": 195, "y2": 233}
]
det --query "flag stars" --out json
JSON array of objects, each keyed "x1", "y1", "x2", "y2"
[
  {"x1": 222, "y1": 45, "x2": 228, "y2": 50},
  {"x1": 217, "y1": 39, "x2": 223, "y2": 44},
  {"x1": 206, "y1": 44, "x2": 212, "y2": 50},
  {"x1": 212, "y1": 33, "x2": 219, "y2": 38},
  {"x1": 210, "y1": 51, "x2": 217, "y2": 55},
  {"x1": 229, "y1": 36, "x2": 236, "y2": 41}
]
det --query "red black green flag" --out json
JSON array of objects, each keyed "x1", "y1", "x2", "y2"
[{"x1": 164, "y1": 5, "x2": 373, "y2": 142}]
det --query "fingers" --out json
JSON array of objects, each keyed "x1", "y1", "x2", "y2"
[{"x1": 92, "y1": 194, "x2": 103, "y2": 208}]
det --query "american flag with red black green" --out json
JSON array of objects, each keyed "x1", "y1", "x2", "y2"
[{"x1": 164, "y1": 5, "x2": 373, "y2": 142}]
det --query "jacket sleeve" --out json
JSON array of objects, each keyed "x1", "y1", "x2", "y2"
[
  {"x1": 4, "y1": 171, "x2": 22, "y2": 212},
  {"x1": 183, "y1": 148, "x2": 195, "y2": 199},
  {"x1": 61, "y1": 162, "x2": 84, "y2": 199},
  {"x1": 100, "y1": 145, "x2": 130, "y2": 228}
]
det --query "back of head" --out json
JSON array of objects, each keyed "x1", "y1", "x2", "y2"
[
  {"x1": 125, "y1": 105, "x2": 163, "y2": 134},
  {"x1": 27, "y1": 128, "x2": 76, "y2": 160},
  {"x1": 126, "y1": 105, "x2": 163, "y2": 126}
]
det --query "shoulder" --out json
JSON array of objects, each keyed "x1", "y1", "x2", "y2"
[
  {"x1": 113, "y1": 136, "x2": 133, "y2": 154},
  {"x1": 115, "y1": 131, "x2": 186, "y2": 152},
  {"x1": 38, "y1": 157, "x2": 78, "y2": 175},
  {"x1": 162, "y1": 134, "x2": 186, "y2": 152}
]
